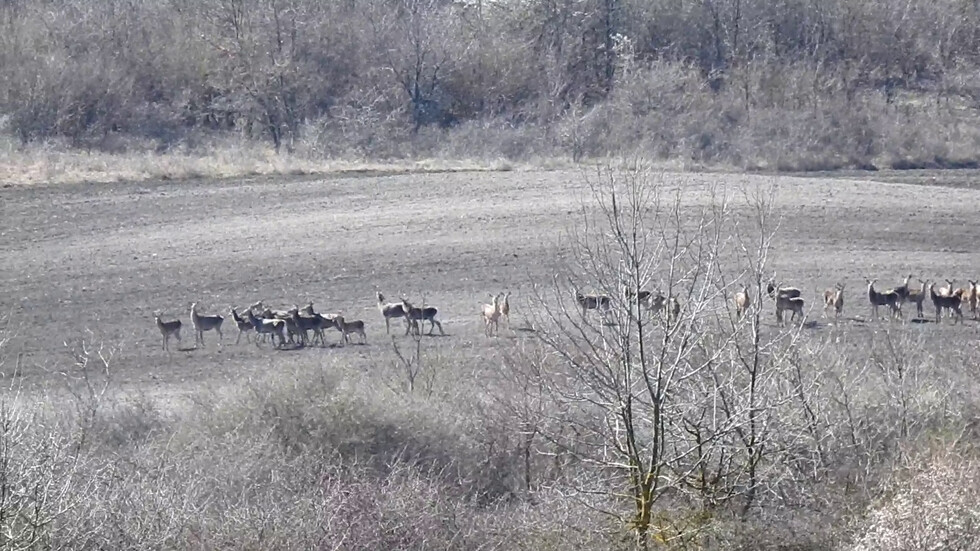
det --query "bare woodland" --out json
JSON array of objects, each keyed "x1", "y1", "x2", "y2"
[{"x1": 2, "y1": 0, "x2": 980, "y2": 169}]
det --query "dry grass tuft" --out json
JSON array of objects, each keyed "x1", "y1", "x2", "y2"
[{"x1": 0, "y1": 137, "x2": 532, "y2": 187}]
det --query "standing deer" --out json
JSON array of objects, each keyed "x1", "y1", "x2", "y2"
[
  {"x1": 154, "y1": 313, "x2": 182, "y2": 351},
  {"x1": 190, "y1": 302, "x2": 224, "y2": 347}
]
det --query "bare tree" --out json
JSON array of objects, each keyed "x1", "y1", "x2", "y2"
[
  {"x1": 367, "y1": 0, "x2": 470, "y2": 130},
  {"x1": 524, "y1": 163, "x2": 809, "y2": 547}
]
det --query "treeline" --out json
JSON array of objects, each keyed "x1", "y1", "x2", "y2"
[{"x1": 2, "y1": 0, "x2": 980, "y2": 168}]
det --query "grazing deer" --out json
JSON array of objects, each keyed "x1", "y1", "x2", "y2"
[
  {"x1": 866, "y1": 279, "x2": 902, "y2": 321},
  {"x1": 401, "y1": 298, "x2": 445, "y2": 336},
  {"x1": 190, "y1": 302, "x2": 224, "y2": 347},
  {"x1": 154, "y1": 313, "x2": 182, "y2": 351}
]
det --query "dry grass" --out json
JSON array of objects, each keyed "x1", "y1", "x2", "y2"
[{"x1": 0, "y1": 137, "x2": 529, "y2": 187}]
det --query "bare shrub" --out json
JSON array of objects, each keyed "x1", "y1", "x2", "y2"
[{"x1": 851, "y1": 451, "x2": 980, "y2": 551}]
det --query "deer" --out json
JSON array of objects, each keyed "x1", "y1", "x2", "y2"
[
  {"x1": 968, "y1": 280, "x2": 980, "y2": 319},
  {"x1": 734, "y1": 283, "x2": 750, "y2": 319},
  {"x1": 154, "y1": 313, "x2": 182, "y2": 351},
  {"x1": 866, "y1": 279, "x2": 902, "y2": 321},
  {"x1": 190, "y1": 302, "x2": 224, "y2": 347},
  {"x1": 499, "y1": 291, "x2": 512, "y2": 330},
  {"x1": 288, "y1": 307, "x2": 330, "y2": 346},
  {"x1": 667, "y1": 295, "x2": 681, "y2": 323},
  {"x1": 903, "y1": 279, "x2": 928, "y2": 319},
  {"x1": 951, "y1": 280, "x2": 979, "y2": 319},
  {"x1": 334, "y1": 315, "x2": 367, "y2": 345},
  {"x1": 377, "y1": 292, "x2": 408, "y2": 335},
  {"x1": 401, "y1": 298, "x2": 445, "y2": 336},
  {"x1": 574, "y1": 289, "x2": 611, "y2": 317},
  {"x1": 624, "y1": 287, "x2": 650, "y2": 307},
  {"x1": 823, "y1": 283, "x2": 845, "y2": 319},
  {"x1": 890, "y1": 274, "x2": 914, "y2": 303},
  {"x1": 245, "y1": 308, "x2": 288, "y2": 348},
  {"x1": 929, "y1": 280, "x2": 964, "y2": 324},
  {"x1": 250, "y1": 301, "x2": 291, "y2": 320},
  {"x1": 939, "y1": 279, "x2": 956, "y2": 298},
  {"x1": 647, "y1": 290, "x2": 667, "y2": 313},
  {"x1": 775, "y1": 295, "x2": 805, "y2": 326},
  {"x1": 230, "y1": 308, "x2": 254, "y2": 344},
  {"x1": 481, "y1": 293, "x2": 503, "y2": 337},
  {"x1": 767, "y1": 281, "x2": 802, "y2": 300}
]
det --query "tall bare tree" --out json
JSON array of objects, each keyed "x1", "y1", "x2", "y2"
[{"x1": 525, "y1": 163, "x2": 809, "y2": 547}]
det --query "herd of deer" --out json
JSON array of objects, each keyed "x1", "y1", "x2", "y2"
[
  {"x1": 152, "y1": 301, "x2": 370, "y2": 351},
  {"x1": 151, "y1": 293, "x2": 457, "y2": 352},
  {"x1": 743, "y1": 277, "x2": 980, "y2": 324},
  {"x1": 574, "y1": 275, "x2": 980, "y2": 327},
  {"x1": 574, "y1": 288, "x2": 682, "y2": 321},
  {"x1": 860, "y1": 275, "x2": 979, "y2": 323},
  {"x1": 151, "y1": 274, "x2": 977, "y2": 352}
]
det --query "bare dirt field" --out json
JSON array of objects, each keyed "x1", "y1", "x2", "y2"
[{"x1": 2, "y1": 168, "x2": 979, "y2": 394}]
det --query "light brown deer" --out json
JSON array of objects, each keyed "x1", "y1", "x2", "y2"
[
  {"x1": 823, "y1": 283, "x2": 845, "y2": 319},
  {"x1": 481, "y1": 293, "x2": 503, "y2": 337},
  {"x1": 499, "y1": 291, "x2": 512, "y2": 329},
  {"x1": 734, "y1": 283, "x2": 750, "y2": 319}
]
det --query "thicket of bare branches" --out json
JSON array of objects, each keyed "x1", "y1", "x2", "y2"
[{"x1": 3, "y1": 0, "x2": 980, "y2": 168}]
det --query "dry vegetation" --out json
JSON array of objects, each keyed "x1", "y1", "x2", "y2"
[
  {"x1": 2, "y1": 165, "x2": 980, "y2": 549},
  {"x1": 3, "y1": 0, "x2": 980, "y2": 181}
]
